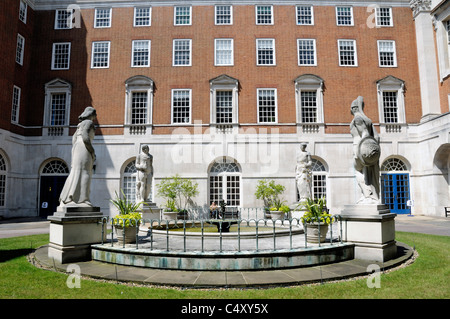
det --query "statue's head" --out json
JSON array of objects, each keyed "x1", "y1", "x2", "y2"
[
  {"x1": 300, "y1": 143, "x2": 307, "y2": 150},
  {"x1": 79, "y1": 106, "x2": 96, "y2": 121},
  {"x1": 142, "y1": 145, "x2": 149, "y2": 153},
  {"x1": 350, "y1": 96, "x2": 364, "y2": 115}
]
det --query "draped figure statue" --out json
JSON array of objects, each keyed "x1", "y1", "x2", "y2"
[
  {"x1": 295, "y1": 143, "x2": 312, "y2": 202},
  {"x1": 135, "y1": 145, "x2": 153, "y2": 202},
  {"x1": 350, "y1": 97, "x2": 381, "y2": 204},
  {"x1": 59, "y1": 107, "x2": 97, "y2": 208}
]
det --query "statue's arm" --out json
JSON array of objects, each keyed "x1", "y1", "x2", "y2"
[{"x1": 81, "y1": 120, "x2": 95, "y2": 159}]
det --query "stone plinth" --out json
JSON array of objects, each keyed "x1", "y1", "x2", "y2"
[
  {"x1": 340, "y1": 204, "x2": 397, "y2": 262},
  {"x1": 141, "y1": 201, "x2": 162, "y2": 220},
  {"x1": 48, "y1": 206, "x2": 106, "y2": 263}
]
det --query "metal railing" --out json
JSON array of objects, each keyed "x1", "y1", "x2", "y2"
[{"x1": 99, "y1": 215, "x2": 343, "y2": 253}]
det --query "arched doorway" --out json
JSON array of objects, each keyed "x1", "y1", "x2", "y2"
[
  {"x1": 208, "y1": 157, "x2": 241, "y2": 209},
  {"x1": 39, "y1": 159, "x2": 69, "y2": 217},
  {"x1": 381, "y1": 157, "x2": 411, "y2": 214}
]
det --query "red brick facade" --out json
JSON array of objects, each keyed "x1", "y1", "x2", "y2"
[{"x1": 2, "y1": 3, "x2": 425, "y2": 136}]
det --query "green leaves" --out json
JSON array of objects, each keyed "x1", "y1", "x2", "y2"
[
  {"x1": 110, "y1": 190, "x2": 143, "y2": 227},
  {"x1": 299, "y1": 197, "x2": 332, "y2": 225},
  {"x1": 255, "y1": 179, "x2": 287, "y2": 211},
  {"x1": 156, "y1": 174, "x2": 199, "y2": 211}
]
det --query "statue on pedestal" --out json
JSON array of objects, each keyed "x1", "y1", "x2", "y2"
[
  {"x1": 59, "y1": 106, "x2": 97, "y2": 208},
  {"x1": 295, "y1": 143, "x2": 312, "y2": 202},
  {"x1": 350, "y1": 96, "x2": 381, "y2": 204},
  {"x1": 135, "y1": 145, "x2": 153, "y2": 202}
]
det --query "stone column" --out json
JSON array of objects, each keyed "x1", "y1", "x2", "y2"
[{"x1": 410, "y1": 0, "x2": 441, "y2": 122}]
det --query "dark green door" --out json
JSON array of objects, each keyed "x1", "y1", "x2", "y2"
[{"x1": 39, "y1": 176, "x2": 67, "y2": 217}]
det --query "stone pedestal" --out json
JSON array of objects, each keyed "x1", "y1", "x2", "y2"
[
  {"x1": 48, "y1": 206, "x2": 106, "y2": 264},
  {"x1": 340, "y1": 204, "x2": 397, "y2": 262},
  {"x1": 140, "y1": 201, "x2": 162, "y2": 220}
]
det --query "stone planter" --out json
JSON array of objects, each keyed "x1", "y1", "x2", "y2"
[
  {"x1": 305, "y1": 223, "x2": 329, "y2": 243},
  {"x1": 115, "y1": 226, "x2": 139, "y2": 244},
  {"x1": 270, "y1": 211, "x2": 285, "y2": 220},
  {"x1": 162, "y1": 211, "x2": 178, "y2": 220}
]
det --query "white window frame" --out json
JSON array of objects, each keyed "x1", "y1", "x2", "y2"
[
  {"x1": 131, "y1": 40, "x2": 151, "y2": 67},
  {"x1": 94, "y1": 8, "x2": 112, "y2": 28},
  {"x1": 208, "y1": 159, "x2": 242, "y2": 208},
  {"x1": 338, "y1": 39, "x2": 358, "y2": 67},
  {"x1": 91, "y1": 41, "x2": 111, "y2": 69},
  {"x1": 11, "y1": 85, "x2": 21, "y2": 124},
  {"x1": 134, "y1": 7, "x2": 151, "y2": 27},
  {"x1": 376, "y1": 76, "x2": 406, "y2": 124},
  {"x1": 435, "y1": 18, "x2": 450, "y2": 81},
  {"x1": 54, "y1": 8, "x2": 73, "y2": 29},
  {"x1": 294, "y1": 74, "x2": 324, "y2": 124},
  {"x1": 0, "y1": 152, "x2": 8, "y2": 208},
  {"x1": 16, "y1": 34, "x2": 25, "y2": 65},
  {"x1": 336, "y1": 6, "x2": 354, "y2": 26},
  {"x1": 125, "y1": 75, "x2": 154, "y2": 126},
  {"x1": 256, "y1": 38, "x2": 276, "y2": 66},
  {"x1": 297, "y1": 39, "x2": 317, "y2": 66},
  {"x1": 376, "y1": 7, "x2": 393, "y2": 27},
  {"x1": 296, "y1": 5, "x2": 314, "y2": 25},
  {"x1": 377, "y1": 40, "x2": 397, "y2": 67},
  {"x1": 19, "y1": 0, "x2": 27, "y2": 23},
  {"x1": 171, "y1": 89, "x2": 192, "y2": 125},
  {"x1": 51, "y1": 42, "x2": 71, "y2": 70},
  {"x1": 174, "y1": 6, "x2": 192, "y2": 26},
  {"x1": 215, "y1": 39, "x2": 234, "y2": 66},
  {"x1": 257, "y1": 88, "x2": 278, "y2": 124},
  {"x1": 255, "y1": 5, "x2": 274, "y2": 25},
  {"x1": 215, "y1": 5, "x2": 233, "y2": 25},
  {"x1": 172, "y1": 39, "x2": 192, "y2": 66},
  {"x1": 43, "y1": 78, "x2": 72, "y2": 136},
  {"x1": 209, "y1": 75, "x2": 239, "y2": 125}
]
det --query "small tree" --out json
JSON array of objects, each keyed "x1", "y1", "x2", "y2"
[
  {"x1": 255, "y1": 179, "x2": 286, "y2": 209},
  {"x1": 156, "y1": 174, "x2": 199, "y2": 212}
]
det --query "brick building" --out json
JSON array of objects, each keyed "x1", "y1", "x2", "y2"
[{"x1": 0, "y1": 0, "x2": 448, "y2": 219}]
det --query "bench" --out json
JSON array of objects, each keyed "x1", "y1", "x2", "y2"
[{"x1": 210, "y1": 208, "x2": 240, "y2": 220}]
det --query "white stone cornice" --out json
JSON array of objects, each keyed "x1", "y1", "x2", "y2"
[{"x1": 410, "y1": 0, "x2": 432, "y2": 17}]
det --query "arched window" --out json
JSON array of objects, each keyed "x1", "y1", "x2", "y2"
[
  {"x1": 122, "y1": 160, "x2": 137, "y2": 203},
  {"x1": 209, "y1": 158, "x2": 241, "y2": 207},
  {"x1": 42, "y1": 160, "x2": 69, "y2": 175},
  {"x1": 381, "y1": 157, "x2": 408, "y2": 172},
  {"x1": 0, "y1": 153, "x2": 7, "y2": 207},
  {"x1": 311, "y1": 158, "x2": 327, "y2": 200}
]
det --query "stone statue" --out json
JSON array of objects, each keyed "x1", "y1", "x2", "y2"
[
  {"x1": 135, "y1": 145, "x2": 153, "y2": 202},
  {"x1": 295, "y1": 143, "x2": 312, "y2": 202},
  {"x1": 59, "y1": 106, "x2": 97, "y2": 208},
  {"x1": 350, "y1": 96, "x2": 381, "y2": 204}
]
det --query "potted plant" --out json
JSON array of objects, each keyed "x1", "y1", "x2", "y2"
[
  {"x1": 299, "y1": 197, "x2": 332, "y2": 243},
  {"x1": 156, "y1": 174, "x2": 199, "y2": 220},
  {"x1": 110, "y1": 190, "x2": 143, "y2": 244},
  {"x1": 255, "y1": 179, "x2": 289, "y2": 219}
]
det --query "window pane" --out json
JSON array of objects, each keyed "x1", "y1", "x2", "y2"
[
  {"x1": 216, "y1": 5, "x2": 231, "y2": 24},
  {"x1": 339, "y1": 40, "x2": 356, "y2": 66},
  {"x1": 337, "y1": 7, "x2": 352, "y2": 25},
  {"x1": 132, "y1": 40, "x2": 150, "y2": 66},
  {"x1": 12, "y1": 86, "x2": 20, "y2": 123},
  {"x1": 383, "y1": 91, "x2": 398, "y2": 123},
  {"x1": 16, "y1": 35, "x2": 24, "y2": 65},
  {"x1": 376, "y1": 7, "x2": 392, "y2": 26},
  {"x1": 50, "y1": 93, "x2": 66, "y2": 126},
  {"x1": 52, "y1": 43, "x2": 70, "y2": 69},
  {"x1": 175, "y1": 6, "x2": 191, "y2": 25},
  {"x1": 215, "y1": 39, "x2": 233, "y2": 65},
  {"x1": 92, "y1": 42, "x2": 110, "y2": 68},
  {"x1": 95, "y1": 8, "x2": 111, "y2": 27},
  {"x1": 131, "y1": 92, "x2": 148, "y2": 124},
  {"x1": 55, "y1": 9, "x2": 72, "y2": 29},
  {"x1": 173, "y1": 90, "x2": 190, "y2": 123},
  {"x1": 297, "y1": 6, "x2": 312, "y2": 25},
  {"x1": 378, "y1": 41, "x2": 396, "y2": 66},
  {"x1": 256, "y1": 5, "x2": 272, "y2": 24},
  {"x1": 134, "y1": 7, "x2": 151, "y2": 26},
  {"x1": 257, "y1": 39, "x2": 274, "y2": 65},
  {"x1": 173, "y1": 40, "x2": 191, "y2": 65},
  {"x1": 258, "y1": 89, "x2": 276, "y2": 123},
  {"x1": 298, "y1": 39, "x2": 315, "y2": 65},
  {"x1": 301, "y1": 91, "x2": 317, "y2": 123},
  {"x1": 216, "y1": 91, "x2": 233, "y2": 124}
]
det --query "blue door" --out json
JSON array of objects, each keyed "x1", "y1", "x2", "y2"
[{"x1": 381, "y1": 173, "x2": 411, "y2": 214}]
